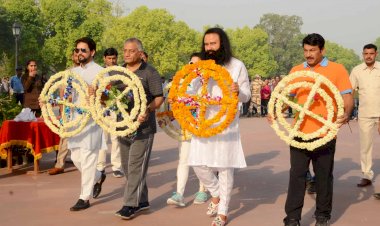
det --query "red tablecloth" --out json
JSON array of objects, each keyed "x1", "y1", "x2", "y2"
[{"x1": 0, "y1": 118, "x2": 60, "y2": 160}]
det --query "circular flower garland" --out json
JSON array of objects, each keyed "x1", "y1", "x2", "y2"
[
  {"x1": 156, "y1": 82, "x2": 192, "y2": 141},
  {"x1": 268, "y1": 70, "x2": 344, "y2": 151},
  {"x1": 90, "y1": 66, "x2": 147, "y2": 137},
  {"x1": 168, "y1": 60, "x2": 238, "y2": 138},
  {"x1": 40, "y1": 70, "x2": 91, "y2": 138}
]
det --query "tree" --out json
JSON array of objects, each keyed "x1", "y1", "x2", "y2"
[
  {"x1": 102, "y1": 6, "x2": 200, "y2": 77},
  {"x1": 40, "y1": 0, "x2": 113, "y2": 72},
  {"x1": 227, "y1": 26, "x2": 278, "y2": 78},
  {"x1": 2, "y1": 0, "x2": 44, "y2": 71},
  {"x1": 257, "y1": 13, "x2": 304, "y2": 75},
  {"x1": 325, "y1": 41, "x2": 361, "y2": 72},
  {"x1": 375, "y1": 37, "x2": 380, "y2": 61}
]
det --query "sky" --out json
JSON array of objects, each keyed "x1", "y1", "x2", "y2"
[{"x1": 114, "y1": 0, "x2": 380, "y2": 56}]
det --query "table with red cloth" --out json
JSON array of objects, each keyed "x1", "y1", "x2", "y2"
[{"x1": 0, "y1": 118, "x2": 60, "y2": 173}]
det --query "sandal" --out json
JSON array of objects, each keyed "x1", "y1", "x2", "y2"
[
  {"x1": 211, "y1": 215, "x2": 227, "y2": 226},
  {"x1": 206, "y1": 201, "x2": 219, "y2": 216}
]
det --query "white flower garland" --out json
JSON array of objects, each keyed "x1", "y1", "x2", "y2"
[
  {"x1": 156, "y1": 82, "x2": 192, "y2": 141},
  {"x1": 40, "y1": 70, "x2": 91, "y2": 138},
  {"x1": 90, "y1": 66, "x2": 147, "y2": 137},
  {"x1": 268, "y1": 70, "x2": 344, "y2": 151}
]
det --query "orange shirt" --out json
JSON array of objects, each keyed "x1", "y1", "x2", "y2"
[{"x1": 290, "y1": 58, "x2": 352, "y2": 134}]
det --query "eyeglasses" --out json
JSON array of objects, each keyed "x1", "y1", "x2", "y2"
[{"x1": 74, "y1": 48, "x2": 88, "y2": 53}]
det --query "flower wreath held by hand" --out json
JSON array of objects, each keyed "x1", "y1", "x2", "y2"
[
  {"x1": 90, "y1": 66, "x2": 147, "y2": 137},
  {"x1": 268, "y1": 70, "x2": 344, "y2": 151},
  {"x1": 40, "y1": 70, "x2": 91, "y2": 138},
  {"x1": 168, "y1": 60, "x2": 238, "y2": 138}
]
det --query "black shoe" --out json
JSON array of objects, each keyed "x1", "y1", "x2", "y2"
[
  {"x1": 70, "y1": 199, "x2": 90, "y2": 211},
  {"x1": 115, "y1": 206, "x2": 136, "y2": 220},
  {"x1": 284, "y1": 218, "x2": 300, "y2": 226},
  {"x1": 135, "y1": 202, "x2": 150, "y2": 213},
  {"x1": 93, "y1": 171, "x2": 106, "y2": 198},
  {"x1": 315, "y1": 216, "x2": 330, "y2": 226},
  {"x1": 373, "y1": 193, "x2": 380, "y2": 199},
  {"x1": 357, "y1": 178, "x2": 372, "y2": 187}
]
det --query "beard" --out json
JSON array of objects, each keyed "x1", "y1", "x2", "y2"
[
  {"x1": 78, "y1": 54, "x2": 91, "y2": 64},
  {"x1": 204, "y1": 48, "x2": 226, "y2": 65}
]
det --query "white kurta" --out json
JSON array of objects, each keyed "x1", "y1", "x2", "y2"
[
  {"x1": 188, "y1": 57, "x2": 251, "y2": 168},
  {"x1": 67, "y1": 61, "x2": 106, "y2": 151}
]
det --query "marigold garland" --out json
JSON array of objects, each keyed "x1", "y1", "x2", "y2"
[
  {"x1": 268, "y1": 70, "x2": 344, "y2": 151},
  {"x1": 156, "y1": 82, "x2": 192, "y2": 141},
  {"x1": 90, "y1": 66, "x2": 147, "y2": 137},
  {"x1": 40, "y1": 70, "x2": 91, "y2": 138},
  {"x1": 168, "y1": 60, "x2": 238, "y2": 138}
]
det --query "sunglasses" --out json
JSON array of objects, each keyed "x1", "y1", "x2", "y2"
[{"x1": 74, "y1": 48, "x2": 88, "y2": 53}]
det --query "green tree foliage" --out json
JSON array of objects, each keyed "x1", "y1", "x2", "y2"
[
  {"x1": 102, "y1": 6, "x2": 200, "y2": 78},
  {"x1": 2, "y1": 0, "x2": 44, "y2": 71},
  {"x1": 0, "y1": 2, "x2": 363, "y2": 80},
  {"x1": 40, "y1": 0, "x2": 112, "y2": 72},
  {"x1": 374, "y1": 37, "x2": 380, "y2": 61},
  {"x1": 257, "y1": 13, "x2": 304, "y2": 75},
  {"x1": 227, "y1": 26, "x2": 278, "y2": 78},
  {"x1": 325, "y1": 41, "x2": 361, "y2": 72}
]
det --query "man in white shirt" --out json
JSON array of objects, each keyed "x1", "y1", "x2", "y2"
[
  {"x1": 188, "y1": 27, "x2": 251, "y2": 226},
  {"x1": 350, "y1": 44, "x2": 380, "y2": 188},
  {"x1": 68, "y1": 37, "x2": 106, "y2": 211}
]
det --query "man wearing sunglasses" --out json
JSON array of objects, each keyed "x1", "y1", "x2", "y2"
[{"x1": 67, "y1": 37, "x2": 107, "y2": 211}]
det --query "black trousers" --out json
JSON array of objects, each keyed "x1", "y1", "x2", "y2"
[{"x1": 284, "y1": 138, "x2": 336, "y2": 221}]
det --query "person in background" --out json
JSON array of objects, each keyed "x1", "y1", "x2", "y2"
[
  {"x1": 350, "y1": 44, "x2": 380, "y2": 188},
  {"x1": 0, "y1": 77, "x2": 10, "y2": 96},
  {"x1": 247, "y1": 74, "x2": 262, "y2": 117},
  {"x1": 93, "y1": 47, "x2": 124, "y2": 199},
  {"x1": 166, "y1": 52, "x2": 208, "y2": 207},
  {"x1": 22, "y1": 60, "x2": 44, "y2": 116},
  {"x1": 142, "y1": 51, "x2": 148, "y2": 63},
  {"x1": 260, "y1": 78, "x2": 271, "y2": 117}
]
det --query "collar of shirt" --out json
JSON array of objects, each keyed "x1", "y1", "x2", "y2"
[
  {"x1": 81, "y1": 60, "x2": 95, "y2": 69},
  {"x1": 303, "y1": 57, "x2": 328, "y2": 69},
  {"x1": 363, "y1": 61, "x2": 380, "y2": 70}
]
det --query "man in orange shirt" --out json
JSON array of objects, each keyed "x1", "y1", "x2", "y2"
[{"x1": 271, "y1": 33, "x2": 353, "y2": 226}]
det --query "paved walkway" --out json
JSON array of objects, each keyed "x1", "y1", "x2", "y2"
[{"x1": 1, "y1": 118, "x2": 380, "y2": 226}]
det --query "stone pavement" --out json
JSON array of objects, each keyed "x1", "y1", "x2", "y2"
[{"x1": 1, "y1": 118, "x2": 380, "y2": 226}]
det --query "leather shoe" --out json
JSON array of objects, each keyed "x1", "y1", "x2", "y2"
[
  {"x1": 284, "y1": 218, "x2": 300, "y2": 226},
  {"x1": 70, "y1": 199, "x2": 90, "y2": 211},
  {"x1": 373, "y1": 193, "x2": 380, "y2": 199},
  {"x1": 93, "y1": 171, "x2": 106, "y2": 198},
  {"x1": 48, "y1": 167, "x2": 64, "y2": 175},
  {"x1": 357, "y1": 178, "x2": 372, "y2": 187}
]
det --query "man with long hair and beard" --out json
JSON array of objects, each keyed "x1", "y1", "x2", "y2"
[{"x1": 187, "y1": 27, "x2": 251, "y2": 226}]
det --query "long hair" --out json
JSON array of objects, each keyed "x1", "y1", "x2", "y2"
[
  {"x1": 200, "y1": 27, "x2": 233, "y2": 64},
  {"x1": 24, "y1": 59, "x2": 36, "y2": 76}
]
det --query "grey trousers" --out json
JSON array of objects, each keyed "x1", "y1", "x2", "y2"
[{"x1": 119, "y1": 134, "x2": 154, "y2": 207}]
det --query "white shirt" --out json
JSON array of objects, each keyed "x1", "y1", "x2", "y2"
[
  {"x1": 68, "y1": 61, "x2": 106, "y2": 151},
  {"x1": 350, "y1": 61, "x2": 380, "y2": 118},
  {"x1": 188, "y1": 57, "x2": 251, "y2": 168}
]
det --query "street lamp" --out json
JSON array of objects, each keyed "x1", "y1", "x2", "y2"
[{"x1": 12, "y1": 22, "x2": 21, "y2": 70}]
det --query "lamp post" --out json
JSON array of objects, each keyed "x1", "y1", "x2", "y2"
[{"x1": 12, "y1": 22, "x2": 21, "y2": 70}]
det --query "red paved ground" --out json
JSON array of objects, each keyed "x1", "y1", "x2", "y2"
[{"x1": 1, "y1": 118, "x2": 380, "y2": 226}]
